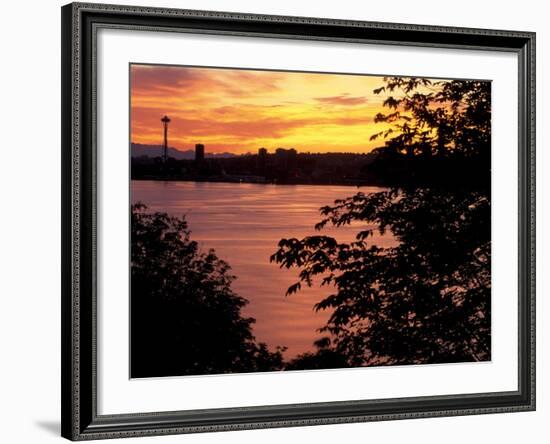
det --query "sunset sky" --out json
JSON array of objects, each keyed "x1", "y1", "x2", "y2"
[{"x1": 131, "y1": 64, "x2": 416, "y2": 154}]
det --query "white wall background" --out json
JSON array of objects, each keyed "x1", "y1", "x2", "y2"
[{"x1": 0, "y1": 0, "x2": 545, "y2": 443}]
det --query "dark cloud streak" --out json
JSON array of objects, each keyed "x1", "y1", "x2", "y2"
[{"x1": 315, "y1": 94, "x2": 368, "y2": 106}]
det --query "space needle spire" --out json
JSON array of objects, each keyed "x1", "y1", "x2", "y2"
[{"x1": 161, "y1": 115, "x2": 171, "y2": 163}]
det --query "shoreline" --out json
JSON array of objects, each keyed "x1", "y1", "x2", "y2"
[{"x1": 130, "y1": 176, "x2": 381, "y2": 188}]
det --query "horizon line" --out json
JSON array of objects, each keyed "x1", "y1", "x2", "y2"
[{"x1": 130, "y1": 141, "x2": 376, "y2": 156}]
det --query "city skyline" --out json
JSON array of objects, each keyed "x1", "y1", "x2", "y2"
[
  {"x1": 131, "y1": 140, "x2": 376, "y2": 157},
  {"x1": 130, "y1": 64, "x2": 444, "y2": 155}
]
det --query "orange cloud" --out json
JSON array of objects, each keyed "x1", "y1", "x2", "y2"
[{"x1": 130, "y1": 65, "x2": 426, "y2": 154}]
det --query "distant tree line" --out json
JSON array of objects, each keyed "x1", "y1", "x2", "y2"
[{"x1": 131, "y1": 151, "x2": 376, "y2": 185}]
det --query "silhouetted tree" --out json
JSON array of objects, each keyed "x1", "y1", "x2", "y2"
[
  {"x1": 364, "y1": 77, "x2": 490, "y2": 189},
  {"x1": 284, "y1": 337, "x2": 349, "y2": 370},
  {"x1": 271, "y1": 77, "x2": 491, "y2": 367},
  {"x1": 131, "y1": 203, "x2": 285, "y2": 377}
]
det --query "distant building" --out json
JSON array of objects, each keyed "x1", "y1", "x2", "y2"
[
  {"x1": 275, "y1": 148, "x2": 287, "y2": 168},
  {"x1": 274, "y1": 147, "x2": 297, "y2": 168},
  {"x1": 287, "y1": 148, "x2": 297, "y2": 171},
  {"x1": 258, "y1": 147, "x2": 268, "y2": 173},
  {"x1": 195, "y1": 143, "x2": 205, "y2": 162}
]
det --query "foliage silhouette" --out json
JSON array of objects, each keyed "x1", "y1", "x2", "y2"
[
  {"x1": 131, "y1": 203, "x2": 285, "y2": 377},
  {"x1": 365, "y1": 77, "x2": 491, "y2": 190},
  {"x1": 284, "y1": 337, "x2": 349, "y2": 370},
  {"x1": 272, "y1": 77, "x2": 491, "y2": 367}
]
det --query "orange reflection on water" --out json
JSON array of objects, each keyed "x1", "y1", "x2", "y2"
[{"x1": 132, "y1": 181, "x2": 395, "y2": 359}]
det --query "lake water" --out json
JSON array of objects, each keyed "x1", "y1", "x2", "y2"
[{"x1": 131, "y1": 181, "x2": 393, "y2": 359}]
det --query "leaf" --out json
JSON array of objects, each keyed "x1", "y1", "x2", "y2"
[{"x1": 286, "y1": 282, "x2": 302, "y2": 296}]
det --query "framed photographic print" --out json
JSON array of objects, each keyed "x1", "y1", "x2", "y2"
[{"x1": 61, "y1": 2, "x2": 536, "y2": 440}]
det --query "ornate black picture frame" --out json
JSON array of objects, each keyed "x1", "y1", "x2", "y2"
[{"x1": 61, "y1": 2, "x2": 535, "y2": 440}]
